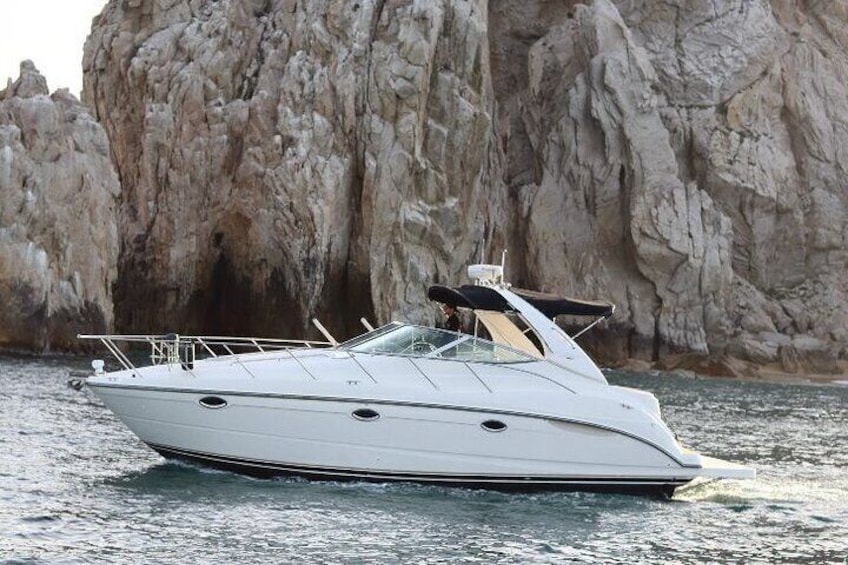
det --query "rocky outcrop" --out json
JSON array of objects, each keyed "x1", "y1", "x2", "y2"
[
  {"x1": 80, "y1": 0, "x2": 848, "y2": 374},
  {"x1": 83, "y1": 0, "x2": 503, "y2": 339},
  {"x1": 518, "y1": 1, "x2": 735, "y2": 360},
  {"x1": 0, "y1": 62, "x2": 119, "y2": 352},
  {"x1": 502, "y1": 0, "x2": 848, "y2": 371}
]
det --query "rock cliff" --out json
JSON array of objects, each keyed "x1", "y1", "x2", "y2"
[
  {"x1": 81, "y1": 0, "x2": 848, "y2": 374},
  {"x1": 83, "y1": 0, "x2": 503, "y2": 339},
  {"x1": 0, "y1": 61, "x2": 119, "y2": 352}
]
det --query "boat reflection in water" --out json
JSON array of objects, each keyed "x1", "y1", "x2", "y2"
[{"x1": 82, "y1": 264, "x2": 754, "y2": 497}]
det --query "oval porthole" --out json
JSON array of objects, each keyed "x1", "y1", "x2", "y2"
[
  {"x1": 352, "y1": 408, "x2": 380, "y2": 421},
  {"x1": 198, "y1": 396, "x2": 228, "y2": 409},
  {"x1": 481, "y1": 419, "x2": 507, "y2": 432}
]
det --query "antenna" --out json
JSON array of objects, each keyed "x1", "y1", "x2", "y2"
[{"x1": 500, "y1": 249, "x2": 507, "y2": 283}]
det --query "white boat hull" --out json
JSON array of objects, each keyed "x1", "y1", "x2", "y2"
[{"x1": 88, "y1": 381, "x2": 728, "y2": 496}]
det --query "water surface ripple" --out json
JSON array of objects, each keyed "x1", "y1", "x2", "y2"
[{"x1": 1, "y1": 357, "x2": 845, "y2": 564}]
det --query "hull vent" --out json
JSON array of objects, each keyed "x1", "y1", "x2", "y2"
[
  {"x1": 352, "y1": 408, "x2": 380, "y2": 421},
  {"x1": 481, "y1": 419, "x2": 507, "y2": 432},
  {"x1": 198, "y1": 396, "x2": 228, "y2": 409}
]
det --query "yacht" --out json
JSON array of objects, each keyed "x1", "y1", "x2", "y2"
[{"x1": 81, "y1": 264, "x2": 754, "y2": 497}]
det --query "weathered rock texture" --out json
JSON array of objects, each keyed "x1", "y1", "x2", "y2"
[
  {"x1": 0, "y1": 61, "x2": 119, "y2": 352},
  {"x1": 83, "y1": 0, "x2": 502, "y2": 339},
  {"x1": 82, "y1": 0, "x2": 848, "y2": 373}
]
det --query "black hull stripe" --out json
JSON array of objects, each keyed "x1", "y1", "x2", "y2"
[
  {"x1": 147, "y1": 443, "x2": 688, "y2": 497},
  {"x1": 89, "y1": 380, "x2": 697, "y2": 468}
]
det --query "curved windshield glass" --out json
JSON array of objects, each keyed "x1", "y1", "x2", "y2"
[
  {"x1": 338, "y1": 322, "x2": 402, "y2": 349},
  {"x1": 344, "y1": 325, "x2": 537, "y2": 364}
]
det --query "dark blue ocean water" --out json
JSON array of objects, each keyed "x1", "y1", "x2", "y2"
[{"x1": 1, "y1": 356, "x2": 846, "y2": 564}]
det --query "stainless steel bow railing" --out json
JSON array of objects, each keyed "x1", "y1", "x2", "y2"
[{"x1": 78, "y1": 333, "x2": 333, "y2": 373}]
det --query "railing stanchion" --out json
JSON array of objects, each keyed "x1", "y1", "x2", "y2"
[{"x1": 99, "y1": 337, "x2": 135, "y2": 372}]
